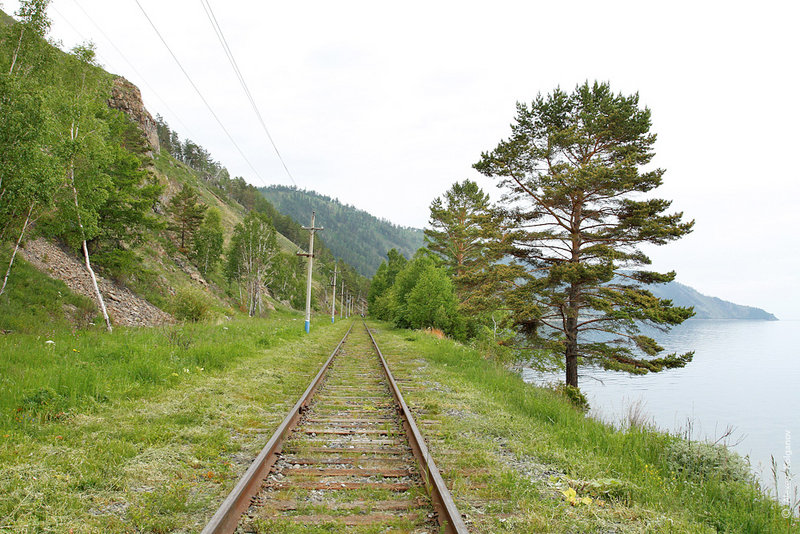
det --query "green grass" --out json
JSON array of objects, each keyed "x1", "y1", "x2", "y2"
[
  {"x1": 1, "y1": 315, "x2": 795, "y2": 532},
  {"x1": 0, "y1": 312, "x2": 351, "y2": 532},
  {"x1": 0, "y1": 249, "x2": 97, "y2": 334},
  {"x1": 0, "y1": 310, "x2": 316, "y2": 428},
  {"x1": 371, "y1": 322, "x2": 798, "y2": 533}
]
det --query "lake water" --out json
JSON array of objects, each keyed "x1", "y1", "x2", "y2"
[{"x1": 521, "y1": 320, "x2": 800, "y2": 507}]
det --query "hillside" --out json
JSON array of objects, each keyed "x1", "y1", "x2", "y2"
[
  {"x1": 650, "y1": 280, "x2": 777, "y2": 320},
  {"x1": 260, "y1": 186, "x2": 424, "y2": 277},
  {"x1": 0, "y1": 9, "x2": 367, "y2": 331},
  {"x1": 0, "y1": 9, "x2": 12, "y2": 26}
]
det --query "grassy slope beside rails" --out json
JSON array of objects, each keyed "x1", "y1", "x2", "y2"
[
  {"x1": 1, "y1": 310, "x2": 795, "y2": 533},
  {"x1": 0, "y1": 248, "x2": 98, "y2": 335},
  {"x1": 371, "y1": 322, "x2": 797, "y2": 534},
  {"x1": 0, "y1": 313, "x2": 351, "y2": 532}
]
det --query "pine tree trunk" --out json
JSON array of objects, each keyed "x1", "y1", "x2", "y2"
[
  {"x1": 565, "y1": 323, "x2": 579, "y2": 388},
  {"x1": 0, "y1": 203, "x2": 33, "y2": 298},
  {"x1": 565, "y1": 285, "x2": 579, "y2": 388}
]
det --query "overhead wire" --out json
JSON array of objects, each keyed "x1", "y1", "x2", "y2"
[
  {"x1": 198, "y1": 0, "x2": 297, "y2": 186},
  {"x1": 132, "y1": 0, "x2": 265, "y2": 183}
]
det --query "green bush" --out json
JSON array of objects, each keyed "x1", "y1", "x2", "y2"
[
  {"x1": 93, "y1": 248, "x2": 140, "y2": 282},
  {"x1": 555, "y1": 383, "x2": 590, "y2": 412},
  {"x1": 18, "y1": 386, "x2": 69, "y2": 422},
  {"x1": 665, "y1": 438, "x2": 752, "y2": 483},
  {"x1": 170, "y1": 287, "x2": 212, "y2": 322}
]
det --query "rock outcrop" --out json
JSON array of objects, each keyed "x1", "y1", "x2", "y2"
[
  {"x1": 108, "y1": 77, "x2": 160, "y2": 157},
  {"x1": 20, "y1": 239, "x2": 174, "y2": 327}
]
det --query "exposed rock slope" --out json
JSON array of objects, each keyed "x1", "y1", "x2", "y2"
[{"x1": 20, "y1": 239, "x2": 173, "y2": 327}]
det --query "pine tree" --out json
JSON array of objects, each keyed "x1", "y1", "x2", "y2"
[
  {"x1": 474, "y1": 81, "x2": 695, "y2": 388},
  {"x1": 168, "y1": 183, "x2": 206, "y2": 251},
  {"x1": 193, "y1": 207, "x2": 224, "y2": 275},
  {"x1": 424, "y1": 179, "x2": 511, "y2": 317}
]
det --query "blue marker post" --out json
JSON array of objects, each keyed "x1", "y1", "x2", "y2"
[{"x1": 330, "y1": 265, "x2": 338, "y2": 324}]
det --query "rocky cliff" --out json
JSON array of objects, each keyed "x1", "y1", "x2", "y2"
[{"x1": 108, "y1": 77, "x2": 160, "y2": 156}]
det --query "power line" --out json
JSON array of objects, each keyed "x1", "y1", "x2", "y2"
[
  {"x1": 61, "y1": 0, "x2": 198, "y2": 142},
  {"x1": 199, "y1": 0, "x2": 297, "y2": 186},
  {"x1": 133, "y1": 0, "x2": 265, "y2": 183}
]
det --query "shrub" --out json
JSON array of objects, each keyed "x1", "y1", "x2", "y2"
[
  {"x1": 171, "y1": 287, "x2": 212, "y2": 322},
  {"x1": 94, "y1": 248, "x2": 140, "y2": 283},
  {"x1": 554, "y1": 384, "x2": 590, "y2": 412},
  {"x1": 665, "y1": 438, "x2": 752, "y2": 483}
]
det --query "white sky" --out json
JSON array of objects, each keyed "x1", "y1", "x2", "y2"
[{"x1": 3, "y1": 0, "x2": 799, "y2": 318}]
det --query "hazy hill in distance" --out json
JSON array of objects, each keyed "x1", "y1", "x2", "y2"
[
  {"x1": 649, "y1": 281, "x2": 778, "y2": 320},
  {"x1": 260, "y1": 186, "x2": 424, "y2": 276}
]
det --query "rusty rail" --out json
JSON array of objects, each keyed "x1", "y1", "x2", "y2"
[
  {"x1": 202, "y1": 320, "x2": 467, "y2": 533},
  {"x1": 201, "y1": 321, "x2": 354, "y2": 534},
  {"x1": 364, "y1": 321, "x2": 469, "y2": 534}
]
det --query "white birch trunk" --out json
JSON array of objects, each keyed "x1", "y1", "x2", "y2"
[
  {"x1": 0, "y1": 203, "x2": 33, "y2": 298},
  {"x1": 8, "y1": 27, "x2": 25, "y2": 76}
]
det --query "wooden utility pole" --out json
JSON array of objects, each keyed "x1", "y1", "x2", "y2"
[
  {"x1": 330, "y1": 265, "x2": 338, "y2": 323},
  {"x1": 297, "y1": 212, "x2": 323, "y2": 333}
]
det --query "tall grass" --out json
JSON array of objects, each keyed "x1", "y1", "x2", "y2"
[
  {"x1": 0, "y1": 251, "x2": 97, "y2": 334},
  {"x1": 0, "y1": 311, "x2": 317, "y2": 430},
  {"x1": 394, "y1": 327, "x2": 796, "y2": 533}
]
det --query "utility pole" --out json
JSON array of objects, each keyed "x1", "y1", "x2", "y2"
[
  {"x1": 341, "y1": 279, "x2": 345, "y2": 319},
  {"x1": 297, "y1": 212, "x2": 323, "y2": 333},
  {"x1": 330, "y1": 264, "x2": 338, "y2": 323}
]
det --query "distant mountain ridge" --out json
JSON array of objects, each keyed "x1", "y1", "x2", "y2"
[
  {"x1": 649, "y1": 280, "x2": 777, "y2": 320},
  {"x1": 259, "y1": 186, "x2": 424, "y2": 276}
]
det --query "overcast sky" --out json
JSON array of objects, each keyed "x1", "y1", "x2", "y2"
[{"x1": 3, "y1": 0, "x2": 798, "y2": 318}]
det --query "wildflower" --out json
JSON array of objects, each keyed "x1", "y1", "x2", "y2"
[
  {"x1": 171, "y1": 372, "x2": 179, "y2": 377},
  {"x1": 45, "y1": 340, "x2": 55, "y2": 345}
]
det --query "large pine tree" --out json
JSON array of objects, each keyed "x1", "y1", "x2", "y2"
[{"x1": 474, "y1": 81, "x2": 695, "y2": 388}]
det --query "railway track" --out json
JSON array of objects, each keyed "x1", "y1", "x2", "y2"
[{"x1": 203, "y1": 321, "x2": 468, "y2": 533}]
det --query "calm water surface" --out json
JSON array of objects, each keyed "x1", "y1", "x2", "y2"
[{"x1": 522, "y1": 320, "x2": 800, "y2": 504}]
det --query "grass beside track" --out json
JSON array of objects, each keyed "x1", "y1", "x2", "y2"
[
  {"x1": 0, "y1": 316, "x2": 795, "y2": 533},
  {"x1": 0, "y1": 313, "x2": 351, "y2": 532},
  {"x1": 370, "y1": 322, "x2": 797, "y2": 534}
]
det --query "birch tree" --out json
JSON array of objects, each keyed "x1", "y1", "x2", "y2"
[
  {"x1": 226, "y1": 212, "x2": 279, "y2": 316},
  {"x1": 47, "y1": 43, "x2": 114, "y2": 331},
  {"x1": 0, "y1": 1, "x2": 59, "y2": 298}
]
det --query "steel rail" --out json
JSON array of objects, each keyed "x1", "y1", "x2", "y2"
[
  {"x1": 201, "y1": 321, "x2": 354, "y2": 534},
  {"x1": 364, "y1": 321, "x2": 469, "y2": 534}
]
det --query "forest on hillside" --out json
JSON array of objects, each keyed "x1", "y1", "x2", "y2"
[
  {"x1": 0, "y1": 4, "x2": 368, "y2": 329},
  {"x1": 260, "y1": 185, "x2": 424, "y2": 277}
]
